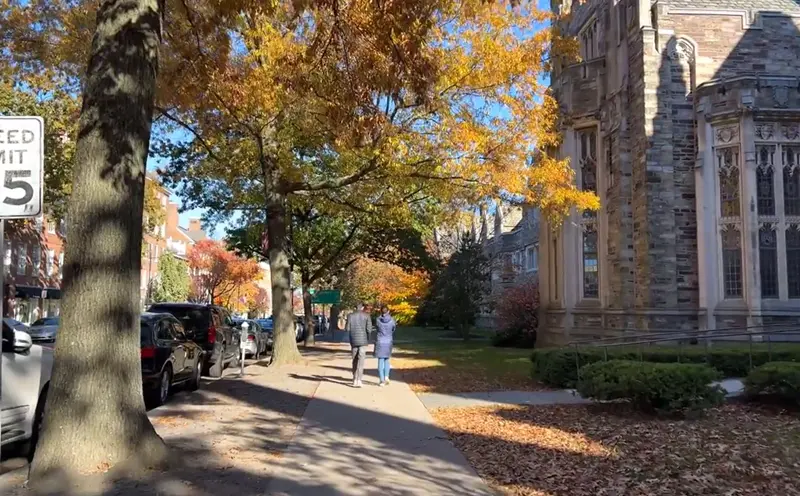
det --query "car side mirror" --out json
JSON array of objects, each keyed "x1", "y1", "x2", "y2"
[{"x1": 13, "y1": 330, "x2": 32, "y2": 353}]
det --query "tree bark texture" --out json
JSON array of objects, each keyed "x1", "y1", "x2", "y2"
[
  {"x1": 302, "y1": 282, "x2": 315, "y2": 347},
  {"x1": 30, "y1": 0, "x2": 167, "y2": 482},
  {"x1": 329, "y1": 303, "x2": 341, "y2": 332},
  {"x1": 267, "y1": 200, "x2": 302, "y2": 365}
]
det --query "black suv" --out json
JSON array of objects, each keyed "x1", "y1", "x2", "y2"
[{"x1": 147, "y1": 303, "x2": 240, "y2": 378}]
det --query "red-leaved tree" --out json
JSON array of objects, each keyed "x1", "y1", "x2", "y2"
[
  {"x1": 187, "y1": 239, "x2": 261, "y2": 305},
  {"x1": 494, "y1": 279, "x2": 539, "y2": 348}
]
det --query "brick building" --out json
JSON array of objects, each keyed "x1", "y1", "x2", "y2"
[
  {"x1": 4, "y1": 175, "x2": 207, "y2": 322},
  {"x1": 539, "y1": 0, "x2": 800, "y2": 344},
  {"x1": 3, "y1": 216, "x2": 67, "y2": 323}
]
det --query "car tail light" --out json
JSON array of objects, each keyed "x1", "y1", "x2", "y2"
[
  {"x1": 208, "y1": 326, "x2": 216, "y2": 344},
  {"x1": 247, "y1": 335, "x2": 255, "y2": 341},
  {"x1": 141, "y1": 346, "x2": 156, "y2": 359}
]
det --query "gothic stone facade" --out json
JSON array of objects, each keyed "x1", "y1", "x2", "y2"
[
  {"x1": 539, "y1": 0, "x2": 800, "y2": 345},
  {"x1": 477, "y1": 203, "x2": 540, "y2": 329}
]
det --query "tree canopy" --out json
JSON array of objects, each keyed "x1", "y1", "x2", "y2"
[
  {"x1": 187, "y1": 239, "x2": 262, "y2": 305},
  {"x1": 2, "y1": 0, "x2": 597, "y2": 365}
]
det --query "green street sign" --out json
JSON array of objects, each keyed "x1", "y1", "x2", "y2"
[
  {"x1": 311, "y1": 289, "x2": 341, "y2": 305},
  {"x1": 308, "y1": 288, "x2": 316, "y2": 295}
]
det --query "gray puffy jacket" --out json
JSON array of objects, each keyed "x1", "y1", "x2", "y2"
[{"x1": 346, "y1": 311, "x2": 373, "y2": 347}]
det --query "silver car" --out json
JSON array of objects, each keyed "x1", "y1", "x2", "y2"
[
  {"x1": 4, "y1": 317, "x2": 31, "y2": 334},
  {"x1": 28, "y1": 317, "x2": 59, "y2": 343}
]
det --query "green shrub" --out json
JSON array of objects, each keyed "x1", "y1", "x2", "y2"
[
  {"x1": 576, "y1": 360, "x2": 725, "y2": 416},
  {"x1": 745, "y1": 361, "x2": 800, "y2": 404},
  {"x1": 532, "y1": 344, "x2": 800, "y2": 388}
]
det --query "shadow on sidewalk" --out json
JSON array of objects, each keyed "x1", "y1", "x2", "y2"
[{"x1": 6, "y1": 358, "x2": 605, "y2": 496}]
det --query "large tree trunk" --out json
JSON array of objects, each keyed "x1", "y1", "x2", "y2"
[
  {"x1": 329, "y1": 303, "x2": 341, "y2": 332},
  {"x1": 301, "y1": 279, "x2": 315, "y2": 347},
  {"x1": 30, "y1": 0, "x2": 167, "y2": 483},
  {"x1": 268, "y1": 200, "x2": 302, "y2": 365}
]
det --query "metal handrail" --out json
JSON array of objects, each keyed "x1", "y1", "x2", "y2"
[{"x1": 566, "y1": 322, "x2": 799, "y2": 347}]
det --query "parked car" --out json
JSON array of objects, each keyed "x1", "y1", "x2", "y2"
[
  {"x1": 313, "y1": 315, "x2": 328, "y2": 334},
  {"x1": 27, "y1": 317, "x2": 59, "y2": 343},
  {"x1": 146, "y1": 303, "x2": 240, "y2": 378},
  {"x1": 234, "y1": 319, "x2": 268, "y2": 359},
  {"x1": 1, "y1": 320, "x2": 52, "y2": 458},
  {"x1": 140, "y1": 313, "x2": 205, "y2": 407},
  {"x1": 256, "y1": 318, "x2": 274, "y2": 348},
  {"x1": 4, "y1": 317, "x2": 31, "y2": 334},
  {"x1": 295, "y1": 316, "x2": 306, "y2": 342}
]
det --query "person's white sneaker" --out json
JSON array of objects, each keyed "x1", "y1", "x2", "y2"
[
  {"x1": 356, "y1": 380, "x2": 363, "y2": 388},
  {"x1": 385, "y1": 378, "x2": 390, "y2": 385},
  {"x1": 378, "y1": 381, "x2": 385, "y2": 387},
  {"x1": 352, "y1": 379, "x2": 359, "y2": 388}
]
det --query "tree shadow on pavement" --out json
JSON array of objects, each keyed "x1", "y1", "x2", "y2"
[{"x1": 3, "y1": 358, "x2": 601, "y2": 496}]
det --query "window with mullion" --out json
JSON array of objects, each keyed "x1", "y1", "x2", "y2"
[
  {"x1": 578, "y1": 127, "x2": 599, "y2": 299},
  {"x1": 759, "y1": 225, "x2": 779, "y2": 298},
  {"x1": 787, "y1": 226, "x2": 800, "y2": 299},
  {"x1": 716, "y1": 145, "x2": 742, "y2": 299}
]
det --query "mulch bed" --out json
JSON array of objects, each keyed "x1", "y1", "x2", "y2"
[{"x1": 431, "y1": 403, "x2": 800, "y2": 495}]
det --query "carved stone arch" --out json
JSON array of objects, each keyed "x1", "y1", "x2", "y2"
[
  {"x1": 667, "y1": 36, "x2": 698, "y2": 95},
  {"x1": 667, "y1": 36, "x2": 697, "y2": 65}
]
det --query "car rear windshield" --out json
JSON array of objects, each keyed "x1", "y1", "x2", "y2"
[
  {"x1": 149, "y1": 306, "x2": 209, "y2": 333},
  {"x1": 32, "y1": 317, "x2": 59, "y2": 326}
]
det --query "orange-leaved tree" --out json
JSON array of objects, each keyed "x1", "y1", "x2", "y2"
[
  {"x1": 187, "y1": 239, "x2": 261, "y2": 307},
  {"x1": 344, "y1": 258, "x2": 429, "y2": 325}
]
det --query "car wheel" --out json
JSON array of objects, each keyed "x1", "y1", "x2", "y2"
[
  {"x1": 24, "y1": 384, "x2": 49, "y2": 461},
  {"x1": 208, "y1": 355, "x2": 223, "y2": 378},
  {"x1": 230, "y1": 346, "x2": 240, "y2": 368},
  {"x1": 189, "y1": 357, "x2": 202, "y2": 391},
  {"x1": 151, "y1": 366, "x2": 172, "y2": 407}
]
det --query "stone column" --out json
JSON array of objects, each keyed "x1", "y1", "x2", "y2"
[
  {"x1": 695, "y1": 98, "x2": 719, "y2": 331},
  {"x1": 740, "y1": 100, "x2": 762, "y2": 324}
]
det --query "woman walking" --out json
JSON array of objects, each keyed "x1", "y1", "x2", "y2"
[{"x1": 374, "y1": 305, "x2": 396, "y2": 386}]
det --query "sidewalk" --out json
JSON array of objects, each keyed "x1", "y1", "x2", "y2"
[{"x1": 268, "y1": 350, "x2": 497, "y2": 496}]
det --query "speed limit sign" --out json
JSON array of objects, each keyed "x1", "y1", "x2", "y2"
[{"x1": 0, "y1": 117, "x2": 44, "y2": 219}]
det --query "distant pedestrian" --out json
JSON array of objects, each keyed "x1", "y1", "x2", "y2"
[
  {"x1": 374, "y1": 305, "x2": 396, "y2": 386},
  {"x1": 346, "y1": 302, "x2": 372, "y2": 388}
]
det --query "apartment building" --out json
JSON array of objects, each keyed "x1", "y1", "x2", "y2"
[{"x1": 3, "y1": 175, "x2": 207, "y2": 322}]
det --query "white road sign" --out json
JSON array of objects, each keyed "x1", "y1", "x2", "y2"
[{"x1": 0, "y1": 116, "x2": 44, "y2": 218}]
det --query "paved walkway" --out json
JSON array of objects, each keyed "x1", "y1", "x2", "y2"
[
  {"x1": 268, "y1": 353, "x2": 497, "y2": 496},
  {"x1": 417, "y1": 378, "x2": 746, "y2": 409}
]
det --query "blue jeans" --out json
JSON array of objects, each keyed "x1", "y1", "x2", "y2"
[{"x1": 378, "y1": 358, "x2": 391, "y2": 382}]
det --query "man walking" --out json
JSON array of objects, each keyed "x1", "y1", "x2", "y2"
[{"x1": 346, "y1": 303, "x2": 372, "y2": 387}]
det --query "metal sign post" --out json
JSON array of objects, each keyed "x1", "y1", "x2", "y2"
[{"x1": 239, "y1": 321, "x2": 249, "y2": 377}]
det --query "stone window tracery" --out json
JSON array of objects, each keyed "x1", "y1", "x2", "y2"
[{"x1": 577, "y1": 127, "x2": 599, "y2": 299}]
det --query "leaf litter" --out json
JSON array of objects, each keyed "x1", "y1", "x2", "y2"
[{"x1": 431, "y1": 403, "x2": 800, "y2": 496}]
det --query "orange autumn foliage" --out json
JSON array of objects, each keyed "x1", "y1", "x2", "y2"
[
  {"x1": 187, "y1": 239, "x2": 261, "y2": 308},
  {"x1": 349, "y1": 259, "x2": 429, "y2": 325}
]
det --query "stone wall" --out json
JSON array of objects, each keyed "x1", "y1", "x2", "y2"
[{"x1": 539, "y1": 0, "x2": 800, "y2": 347}]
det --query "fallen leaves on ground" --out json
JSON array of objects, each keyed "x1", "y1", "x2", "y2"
[
  {"x1": 431, "y1": 403, "x2": 800, "y2": 495},
  {"x1": 392, "y1": 349, "x2": 544, "y2": 394}
]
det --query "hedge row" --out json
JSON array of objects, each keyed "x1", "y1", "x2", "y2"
[
  {"x1": 532, "y1": 344, "x2": 800, "y2": 388},
  {"x1": 576, "y1": 360, "x2": 725, "y2": 416},
  {"x1": 745, "y1": 361, "x2": 800, "y2": 405}
]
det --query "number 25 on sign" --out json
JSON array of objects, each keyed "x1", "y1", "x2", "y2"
[{"x1": 0, "y1": 116, "x2": 43, "y2": 219}]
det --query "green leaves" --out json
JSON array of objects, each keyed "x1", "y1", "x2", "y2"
[{"x1": 151, "y1": 252, "x2": 191, "y2": 303}]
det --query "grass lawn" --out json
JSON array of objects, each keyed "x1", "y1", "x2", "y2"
[
  {"x1": 391, "y1": 326, "x2": 542, "y2": 394},
  {"x1": 432, "y1": 402, "x2": 800, "y2": 496}
]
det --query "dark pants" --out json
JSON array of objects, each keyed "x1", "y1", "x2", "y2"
[{"x1": 351, "y1": 346, "x2": 366, "y2": 382}]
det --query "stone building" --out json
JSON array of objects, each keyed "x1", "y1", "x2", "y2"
[
  {"x1": 477, "y1": 202, "x2": 540, "y2": 329},
  {"x1": 539, "y1": 0, "x2": 800, "y2": 344}
]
